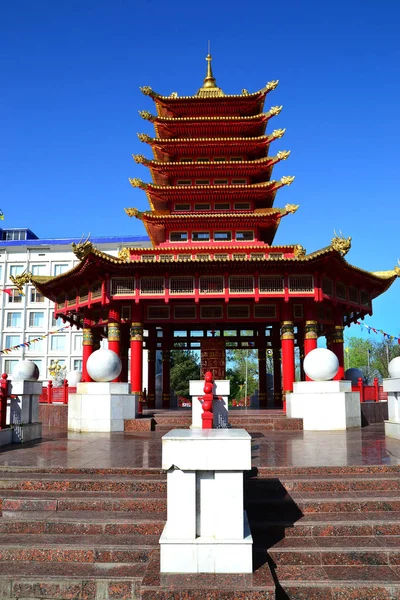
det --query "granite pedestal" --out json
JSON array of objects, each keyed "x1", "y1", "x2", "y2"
[
  {"x1": 189, "y1": 380, "x2": 230, "y2": 429},
  {"x1": 383, "y1": 377, "x2": 400, "y2": 439},
  {"x1": 160, "y1": 428, "x2": 252, "y2": 573},
  {"x1": 286, "y1": 380, "x2": 361, "y2": 430},
  {"x1": 68, "y1": 382, "x2": 137, "y2": 432}
]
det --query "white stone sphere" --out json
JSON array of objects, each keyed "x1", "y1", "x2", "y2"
[
  {"x1": 303, "y1": 348, "x2": 339, "y2": 381},
  {"x1": 388, "y1": 356, "x2": 400, "y2": 379},
  {"x1": 66, "y1": 370, "x2": 82, "y2": 386},
  {"x1": 345, "y1": 368, "x2": 364, "y2": 385},
  {"x1": 86, "y1": 349, "x2": 122, "y2": 382},
  {"x1": 12, "y1": 360, "x2": 40, "y2": 382}
]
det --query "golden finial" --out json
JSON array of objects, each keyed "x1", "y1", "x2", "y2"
[
  {"x1": 140, "y1": 86, "x2": 153, "y2": 96},
  {"x1": 124, "y1": 208, "x2": 142, "y2": 218},
  {"x1": 128, "y1": 178, "x2": 145, "y2": 189},
  {"x1": 137, "y1": 133, "x2": 152, "y2": 143},
  {"x1": 269, "y1": 105, "x2": 283, "y2": 116},
  {"x1": 277, "y1": 150, "x2": 291, "y2": 161},
  {"x1": 281, "y1": 175, "x2": 295, "y2": 186},
  {"x1": 266, "y1": 80, "x2": 279, "y2": 91},
  {"x1": 138, "y1": 110, "x2": 153, "y2": 121},
  {"x1": 284, "y1": 204, "x2": 299, "y2": 214},
  {"x1": 133, "y1": 154, "x2": 146, "y2": 164},
  {"x1": 195, "y1": 45, "x2": 225, "y2": 97}
]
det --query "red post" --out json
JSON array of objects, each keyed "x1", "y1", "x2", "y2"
[
  {"x1": 0, "y1": 373, "x2": 8, "y2": 429},
  {"x1": 47, "y1": 380, "x2": 53, "y2": 404},
  {"x1": 358, "y1": 377, "x2": 364, "y2": 403},
  {"x1": 63, "y1": 379, "x2": 69, "y2": 405},
  {"x1": 281, "y1": 318, "x2": 295, "y2": 413},
  {"x1": 108, "y1": 309, "x2": 121, "y2": 382},
  {"x1": 130, "y1": 322, "x2": 143, "y2": 395},
  {"x1": 200, "y1": 371, "x2": 214, "y2": 429},
  {"x1": 304, "y1": 311, "x2": 318, "y2": 381},
  {"x1": 82, "y1": 327, "x2": 94, "y2": 382},
  {"x1": 373, "y1": 377, "x2": 379, "y2": 402}
]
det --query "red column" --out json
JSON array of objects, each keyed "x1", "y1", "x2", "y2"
[
  {"x1": 108, "y1": 309, "x2": 121, "y2": 382},
  {"x1": 330, "y1": 325, "x2": 345, "y2": 380},
  {"x1": 130, "y1": 321, "x2": 143, "y2": 394},
  {"x1": 281, "y1": 316, "x2": 295, "y2": 412},
  {"x1": 304, "y1": 318, "x2": 318, "y2": 381},
  {"x1": 258, "y1": 348, "x2": 267, "y2": 408},
  {"x1": 82, "y1": 327, "x2": 94, "y2": 382}
]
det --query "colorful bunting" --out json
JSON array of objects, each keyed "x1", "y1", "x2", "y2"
[
  {"x1": 355, "y1": 321, "x2": 400, "y2": 344},
  {"x1": 0, "y1": 325, "x2": 71, "y2": 354},
  {"x1": 0, "y1": 209, "x2": 4, "y2": 221}
]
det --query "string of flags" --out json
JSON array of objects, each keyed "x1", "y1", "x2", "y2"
[
  {"x1": 0, "y1": 209, "x2": 4, "y2": 221},
  {"x1": 0, "y1": 326, "x2": 70, "y2": 355},
  {"x1": 355, "y1": 321, "x2": 400, "y2": 344}
]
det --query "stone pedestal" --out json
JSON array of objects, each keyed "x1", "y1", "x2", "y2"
[
  {"x1": 68, "y1": 382, "x2": 137, "y2": 432},
  {"x1": 286, "y1": 380, "x2": 361, "y2": 430},
  {"x1": 2, "y1": 380, "x2": 42, "y2": 445},
  {"x1": 160, "y1": 429, "x2": 252, "y2": 573},
  {"x1": 383, "y1": 378, "x2": 400, "y2": 439},
  {"x1": 189, "y1": 380, "x2": 230, "y2": 429}
]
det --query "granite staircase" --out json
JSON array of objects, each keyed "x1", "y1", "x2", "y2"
[{"x1": 0, "y1": 465, "x2": 400, "y2": 598}]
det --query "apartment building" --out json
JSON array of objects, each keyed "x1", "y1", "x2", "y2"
[{"x1": 0, "y1": 228, "x2": 149, "y2": 379}]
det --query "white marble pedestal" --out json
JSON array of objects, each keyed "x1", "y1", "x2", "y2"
[
  {"x1": 383, "y1": 378, "x2": 400, "y2": 439},
  {"x1": 68, "y1": 382, "x2": 137, "y2": 432},
  {"x1": 7, "y1": 380, "x2": 42, "y2": 444},
  {"x1": 286, "y1": 381, "x2": 361, "y2": 430},
  {"x1": 189, "y1": 380, "x2": 230, "y2": 429},
  {"x1": 160, "y1": 429, "x2": 252, "y2": 573}
]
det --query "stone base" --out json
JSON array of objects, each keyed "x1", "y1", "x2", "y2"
[
  {"x1": 286, "y1": 381, "x2": 361, "y2": 430},
  {"x1": 384, "y1": 420, "x2": 400, "y2": 440},
  {"x1": 12, "y1": 422, "x2": 42, "y2": 443},
  {"x1": 68, "y1": 382, "x2": 137, "y2": 432},
  {"x1": 0, "y1": 428, "x2": 13, "y2": 447},
  {"x1": 160, "y1": 511, "x2": 253, "y2": 573}
]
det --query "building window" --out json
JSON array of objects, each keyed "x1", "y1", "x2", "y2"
[
  {"x1": 180, "y1": 158, "x2": 192, "y2": 163},
  {"x1": 8, "y1": 289, "x2": 22, "y2": 303},
  {"x1": 73, "y1": 335, "x2": 83, "y2": 352},
  {"x1": 194, "y1": 203, "x2": 210, "y2": 211},
  {"x1": 196, "y1": 158, "x2": 209, "y2": 163},
  {"x1": 215, "y1": 203, "x2": 230, "y2": 211},
  {"x1": 192, "y1": 232, "x2": 210, "y2": 242},
  {"x1": 4, "y1": 230, "x2": 27, "y2": 240},
  {"x1": 31, "y1": 264, "x2": 47, "y2": 276},
  {"x1": 53, "y1": 264, "x2": 69, "y2": 276},
  {"x1": 214, "y1": 179, "x2": 228, "y2": 185},
  {"x1": 230, "y1": 156, "x2": 242, "y2": 161},
  {"x1": 195, "y1": 180, "x2": 209, "y2": 186},
  {"x1": 29, "y1": 312, "x2": 44, "y2": 327},
  {"x1": 52, "y1": 315, "x2": 64, "y2": 327},
  {"x1": 6, "y1": 312, "x2": 22, "y2": 327},
  {"x1": 30, "y1": 288, "x2": 45, "y2": 303},
  {"x1": 214, "y1": 231, "x2": 232, "y2": 241},
  {"x1": 0, "y1": 266, "x2": 2, "y2": 281},
  {"x1": 73, "y1": 359, "x2": 83, "y2": 371},
  {"x1": 176, "y1": 180, "x2": 191, "y2": 186},
  {"x1": 170, "y1": 232, "x2": 188, "y2": 242},
  {"x1": 174, "y1": 204, "x2": 190, "y2": 212},
  {"x1": 5, "y1": 335, "x2": 20, "y2": 349},
  {"x1": 50, "y1": 335, "x2": 66, "y2": 351},
  {"x1": 236, "y1": 231, "x2": 254, "y2": 241},
  {"x1": 213, "y1": 157, "x2": 225, "y2": 162},
  {"x1": 3, "y1": 360, "x2": 18, "y2": 375},
  {"x1": 232, "y1": 179, "x2": 247, "y2": 185},
  {"x1": 27, "y1": 335, "x2": 44, "y2": 353},
  {"x1": 9, "y1": 265, "x2": 24, "y2": 278},
  {"x1": 234, "y1": 203, "x2": 250, "y2": 210}
]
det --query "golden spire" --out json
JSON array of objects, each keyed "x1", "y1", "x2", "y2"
[{"x1": 196, "y1": 46, "x2": 224, "y2": 97}]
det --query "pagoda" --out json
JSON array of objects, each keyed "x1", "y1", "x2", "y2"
[{"x1": 14, "y1": 54, "x2": 400, "y2": 410}]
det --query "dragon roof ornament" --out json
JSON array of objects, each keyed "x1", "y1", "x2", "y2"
[
  {"x1": 133, "y1": 154, "x2": 146, "y2": 164},
  {"x1": 277, "y1": 150, "x2": 291, "y2": 161},
  {"x1": 281, "y1": 175, "x2": 295, "y2": 186},
  {"x1": 294, "y1": 244, "x2": 306, "y2": 258},
  {"x1": 10, "y1": 270, "x2": 32, "y2": 295},
  {"x1": 118, "y1": 247, "x2": 131, "y2": 262},
  {"x1": 138, "y1": 110, "x2": 153, "y2": 121},
  {"x1": 331, "y1": 230, "x2": 352, "y2": 256},
  {"x1": 124, "y1": 208, "x2": 143, "y2": 219},
  {"x1": 272, "y1": 128, "x2": 286, "y2": 139},
  {"x1": 138, "y1": 133, "x2": 152, "y2": 143},
  {"x1": 71, "y1": 235, "x2": 93, "y2": 260},
  {"x1": 284, "y1": 203, "x2": 299, "y2": 215},
  {"x1": 268, "y1": 105, "x2": 283, "y2": 116}
]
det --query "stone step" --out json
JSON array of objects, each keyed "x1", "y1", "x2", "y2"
[
  {"x1": 0, "y1": 510, "x2": 166, "y2": 535},
  {"x1": 0, "y1": 474, "x2": 167, "y2": 493},
  {"x1": 255, "y1": 474, "x2": 400, "y2": 493}
]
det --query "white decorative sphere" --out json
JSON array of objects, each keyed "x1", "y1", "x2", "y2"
[
  {"x1": 87, "y1": 349, "x2": 122, "y2": 382},
  {"x1": 12, "y1": 360, "x2": 40, "y2": 382},
  {"x1": 66, "y1": 370, "x2": 82, "y2": 386},
  {"x1": 345, "y1": 368, "x2": 364, "y2": 385},
  {"x1": 388, "y1": 356, "x2": 400, "y2": 379},
  {"x1": 303, "y1": 348, "x2": 339, "y2": 381}
]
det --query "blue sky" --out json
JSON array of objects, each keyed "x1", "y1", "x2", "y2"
[{"x1": 1, "y1": 0, "x2": 399, "y2": 340}]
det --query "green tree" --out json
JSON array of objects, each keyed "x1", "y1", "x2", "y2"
[
  {"x1": 346, "y1": 336, "x2": 400, "y2": 382},
  {"x1": 226, "y1": 348, "x2": 258, "y2": 401},
  {"x1": 170, "y1": 350, "x2": 200, "y2": 398}
]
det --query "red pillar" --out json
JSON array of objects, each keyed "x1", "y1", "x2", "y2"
[
  {"x1": 130, "y1": 321, "x2": 143, "y2": 395},
  {"x1": 82, "y1": 327, "x2": 94, "y2": 382},
  {"x1": 258, "y1": 348, "x2": 267, "y2": 408},
  {"x1": 108, "y1": 309, "x2": 121, "y2": 382},
  {"x1": 281, "y1": 313, "x2": 295, "y2": 412},
  {"x1": 304, "y1": 316, "x2": 318, "y2": 381}
]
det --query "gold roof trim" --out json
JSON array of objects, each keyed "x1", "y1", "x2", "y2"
[
  {"x1": 136, "y1": 110, "x2": 281, "y2": 123},
  {"x1": 135, "y1": 209, "x2": 284, "y2": 220},
  {"x1": 372, "y1": 262, "x2": 400, "y2": 279},
  {"x1": 196, "y1": 53, "x2": 224, "y2": 97},
  {"x1": 133, "y1": 152, "x2": 290, "y2": 167},
  {"x1": 122, "y1": 243, "x2": 299, "y2": 252},
  {"x1": 128, "y1": 177, "x2": 294, "y2": 192},
  {"x1": 139, "y1": 80, "x2": 278, "y2": 101},
  {"x1": 137, "y1": 133, "x2": 279, "y2": 144}
]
